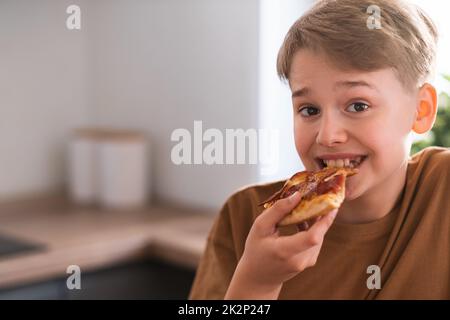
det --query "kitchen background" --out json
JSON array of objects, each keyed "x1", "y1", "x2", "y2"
[{"x1": 0, "y1": 0, "x2": 448, "y2": 299}]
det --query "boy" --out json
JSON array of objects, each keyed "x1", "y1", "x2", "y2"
[{"x1": 189, "y1": 0, "x2": 450, "y2": 299}]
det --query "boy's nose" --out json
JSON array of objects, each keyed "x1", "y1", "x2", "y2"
[{"x1": 315, "y1": 116, "x2": 347, "y2": 147}]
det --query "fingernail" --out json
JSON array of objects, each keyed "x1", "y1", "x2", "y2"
[
  {"x1": 289, "y1": 191, "x2": 300, "y2": 201},
  {"x1": 329, "y1": 209, "x2": 338, "y2": 219}
]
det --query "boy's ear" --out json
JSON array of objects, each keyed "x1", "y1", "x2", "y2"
[{"x1": 412, "y1": 83, "x2": 438, "y2": 134}]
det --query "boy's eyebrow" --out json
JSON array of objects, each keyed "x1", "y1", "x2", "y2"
[
  {"x1": 335, "y1": 80, "x2": 378, "y2": 92},
  {"x1": 291, "y1": 80, "x2": 378, "y2": 99},
  {"x1": 291, "y1": 87, "x2": 310, "y2": 99}
]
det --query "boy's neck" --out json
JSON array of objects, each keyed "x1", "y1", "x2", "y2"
[{"x1": 336, "y1": 161, "x2": 408, "y2": 224}]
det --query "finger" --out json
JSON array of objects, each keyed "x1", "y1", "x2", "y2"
[
  {"x1": 279, "y1": 209, "x2": 338, "y2": 254},
  {"x1": 307, "y1": 209, "x2": 338, "y2": 236},
  {"x1": 295, "y1": 215, "x2": 322, "y2": 233},
  {"x1": 296, "y1": 221, "x2": 308, "y2": 232},
  {"x1": 257, "y1": 192, "x2": 302, "y2": 232},
  {"x1": 292, "y1": 245, "x2": 321, "y2": 271},
  {"x1": 307, "y1": 216, "x2": 322, "y2": 228}
]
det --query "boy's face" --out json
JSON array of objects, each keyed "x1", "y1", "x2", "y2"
[{"x1": 290, "y1": 49, "x2": 417, "y2": 200}]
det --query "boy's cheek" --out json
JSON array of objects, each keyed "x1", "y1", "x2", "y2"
[
  {"x1": 294, "y1": 135, "x2": 310, "y2": 157},
  {"x1": 293, "y1": 131, "x2": 303, "y2": 151},
  {"x1": 293, "y1": 139, "x2": 313, "y2": 168}
]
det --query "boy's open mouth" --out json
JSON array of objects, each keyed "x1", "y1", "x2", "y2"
[{"x1": 315, "y1": 155, "x2": 368, "y2": 170}]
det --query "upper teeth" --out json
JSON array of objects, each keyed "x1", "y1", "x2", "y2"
[{"x1": 323, "y1": 157, "x2": 363, "y2": 168}]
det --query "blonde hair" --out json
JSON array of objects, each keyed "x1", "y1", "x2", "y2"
[{"x1": 277, "y1": 0, "x2": 438, "y2": 91}]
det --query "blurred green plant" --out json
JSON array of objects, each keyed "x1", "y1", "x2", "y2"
[{"x1": 411, "y1": 74, "x2": 450, "y2": 155}]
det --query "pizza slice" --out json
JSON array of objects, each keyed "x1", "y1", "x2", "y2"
[{"x1": 261, "y1": 167, "x2": 358, "y2": 227}]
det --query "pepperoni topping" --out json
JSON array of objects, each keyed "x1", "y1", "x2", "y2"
[
  {"x1": 260, "y1": 167, "x2": 355, "y2": 207},
  {"x1": 302, "y1": 174, "x2": 344, "y2": 201}
]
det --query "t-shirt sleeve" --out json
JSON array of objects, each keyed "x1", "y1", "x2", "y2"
[{"x1": 188, "y1": 199, "x2": 239, "y2": 300}]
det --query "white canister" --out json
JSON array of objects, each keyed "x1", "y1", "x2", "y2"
[
  {"x1": 97, "y1": 132, "x2": 148, "y2": 209},
  {"x1": 67, "y1": 129, "x2": 100, "y2": 205}
]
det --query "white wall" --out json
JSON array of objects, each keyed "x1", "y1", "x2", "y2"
[
  {"x1": 0, "y1": 0, "x2": 91, "y2": 200},
  {"x1": 88, "y1": 0, "x2": 260, "y2": 209}
]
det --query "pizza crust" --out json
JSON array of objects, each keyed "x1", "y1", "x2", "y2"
[
  {"x1": 278, "y1": 185, "x2": 345, "y2": 226},
  {"x1": 260, "y1": 167, "x2": 357, "y2": 227}
]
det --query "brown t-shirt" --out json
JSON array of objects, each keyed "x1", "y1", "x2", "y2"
[{"x1": 189, "y1": 147, "x2": 450, "y2": 299}]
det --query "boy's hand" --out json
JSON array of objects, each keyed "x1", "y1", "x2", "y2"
[{"x1": 224, "y1": 191, "x2": 337, "y2": 300}]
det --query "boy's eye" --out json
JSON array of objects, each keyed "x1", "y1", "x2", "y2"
[
  {"x1": 347, "y1": 102, "x2": 369, "y2": 113},
  {"x1": 298, "y1": 106, "x2": 320, "y2": 117}
]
